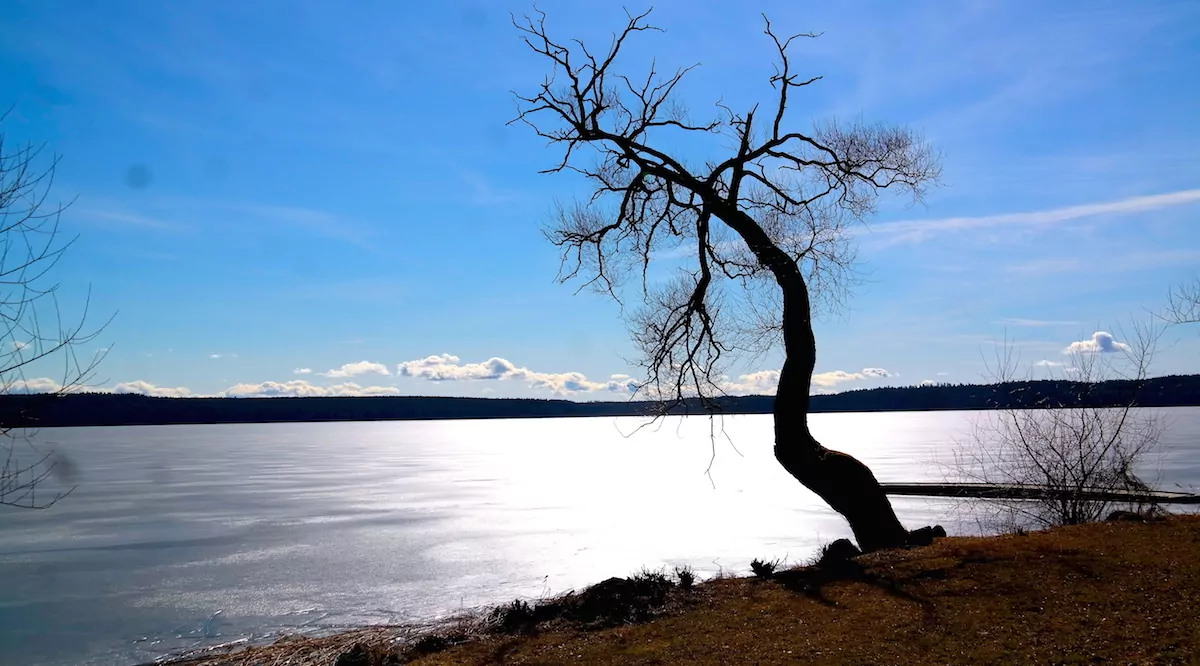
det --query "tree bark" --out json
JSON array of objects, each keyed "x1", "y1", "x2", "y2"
[
  {"x1": 772, "y1": 274, "x2": 909, "y2": 552},
  {"x1": 704, "y1": 201, "x2": 910, "y2": 552}
]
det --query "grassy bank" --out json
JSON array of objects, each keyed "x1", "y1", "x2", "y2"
[{"x1": 169, "y1": 515, "x2": 1200, "y2": 665}]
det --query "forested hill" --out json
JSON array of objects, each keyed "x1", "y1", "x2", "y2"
[{"x1": 3, "y1": 374, "x2": 1200, "y2": 428}]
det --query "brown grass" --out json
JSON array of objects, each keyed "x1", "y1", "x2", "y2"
[{"x1": 169, "y1": 516, "x2": 1200, "y2": 666}]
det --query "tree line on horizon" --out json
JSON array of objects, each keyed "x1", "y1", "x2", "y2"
[{"x1": 3, "y1": 373, "x2": 1198, "y2": 428}]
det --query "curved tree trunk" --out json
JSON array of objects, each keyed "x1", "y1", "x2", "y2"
[
  {"x1": 773, "y1": 273, "x2": 909, "y2": 552},
  {"x1": 705, "y1": 202, "x2": 911, "y2": 552}
]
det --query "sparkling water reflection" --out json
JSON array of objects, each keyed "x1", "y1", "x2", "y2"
[{"x1": 1, "y1": 409, "x2": 1197, "y2": 665}]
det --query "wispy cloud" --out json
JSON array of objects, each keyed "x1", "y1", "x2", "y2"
[
  {"x1": 995, "y1": 318, "x2": 1081, "y2": 327},
  {"x1": 293, "y1": 367, "x2": 312, "y2": 375},
  {"x1": 927, "y1": 334, "x2": 1063, "y2": 351},
  {"x1": 75, "y1": 208, "x2": 181, "y2": 230},
  {"x1": 868, "y1": 189, "x2": 1200, "y2": 246},
  {"x1": 1004, "y1": 259, "x2": 1084, "y2": 275},
  {"x1": 227, "y1": 202, "x2": 379, "y2": 250},
  {"x1": 460, "y1": 171, "x2": 523, "y2": 206},
  {"x1": 1006, "y1": 249, "x2": 1200, "y2": 276}
]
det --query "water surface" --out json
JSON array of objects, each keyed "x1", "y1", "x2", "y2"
[{"x1": 2, "y1": 409, "x2": 1197, "y2": 665}]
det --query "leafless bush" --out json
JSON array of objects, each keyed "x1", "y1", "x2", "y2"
[
  {"x1": 953, "y1": 323, "x2": 1166, "y2": 530},
  {"x1": 749, "y1": 557, "x2": 780, "y2": 579},
  {"x1": 1, "y1": 110, "x2": 109, "y2": 508}
]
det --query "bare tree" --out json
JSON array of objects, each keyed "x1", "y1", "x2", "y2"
[
  {"x1": 1, "y1": 111, "x2": 109, "y2": 508},
  {"x1": 1164, "y1": 279, "x2": 1199, "y2": 326},
  {"x1": 953, "y1": 324, "x2": 1165, "y2": 529},
  {"x1": 512, "y1": 9, "x2": 941, "y2": 551}
]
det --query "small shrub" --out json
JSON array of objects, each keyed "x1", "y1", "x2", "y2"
[
  {"x1": 571, "y1": 572, "x2": 674, "y2": 626},
  {"x1": 673, "y1": 565, "x2": 695, "y2": 590},
  {"x1": 488, "y1": 570, "x2": 681, "y2": 634},
  {"x1": 631, "y1": 567, "x2": 672, "y2": 588},
  {"x1": 750, "y1": 558, "x2": 780, "y2": 579},
  {"x1": 487, "y1": 599, "x2": 536, "y2": 634}
]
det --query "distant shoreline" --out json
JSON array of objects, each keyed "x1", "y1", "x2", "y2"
[{"x1": 4, "y1": 374, "x2": 1199, "y2": 428}]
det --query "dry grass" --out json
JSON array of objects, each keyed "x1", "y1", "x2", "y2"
[
  {"x1": 167, "y1": 516, "x2": 1200, "y2": 665},
  {"x1": 155, "y1": 619, "x2": 478, "y2": 666}
]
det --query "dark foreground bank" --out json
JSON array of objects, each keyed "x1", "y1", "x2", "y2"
[
  {"x1": 161, "y1": 513, "x2": 1200, "y2": 665},
  {"x1": 5, "y1": 374, "x2": 1200, "y2": 428}
]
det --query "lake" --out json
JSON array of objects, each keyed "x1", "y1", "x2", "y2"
[{"x1": 2, "y1": 409, "x2": 1198, "y2": 666}]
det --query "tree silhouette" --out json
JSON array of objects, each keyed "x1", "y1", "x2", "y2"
[
  {"x1": 512, "y1": 9, "x2": 941, "y2": 551},
  {"x1": 1, "y1": 111, "x2": 109, "y2": 508}
]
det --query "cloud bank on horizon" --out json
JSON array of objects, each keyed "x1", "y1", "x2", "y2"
[{"x1": 11, "y1": 329, "x2": 1153, "y2": 400}]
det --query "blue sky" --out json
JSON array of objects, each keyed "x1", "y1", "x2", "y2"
[{"x1": 1, "y1": 0, "x2": 1198, "y2": 399}]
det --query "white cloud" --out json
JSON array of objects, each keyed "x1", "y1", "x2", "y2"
[
  {"x1": 871, "y1": 189, "x2": 1200, "y2": 245},
  {"x1": 392, "y1": 357, "x2": 875, "y2": 399},
  {"x1": 293, "y1": 368, "x2": 312, "y2": 374},
  {"x1": 936, "y1": 371, "x2": 950, "y2": 376},
  {"x1": 1063, "y1": 332, "x2": 1129, "y2": 354},
  {"x1": 919, "y1": 379, "x2": 937, "y2": 387},
  {"x1": 326, "y1": 383, "x2": 401, "y2": 397},
  {"x1": 221, "y1": 380, "x2": 328, "y2": 398},
  {"x1": 1034, "y1": 359, "x2": 1064, "y2": 367},
  {"x1": 320, "y1": 361, "x2": 391, "y2": 378},
  {"x1": 220, "y1": 380, "x2": 400, "y2": 398},
  {"x1": 112, "y1": 380, "x2": 194, "y2": 398},
  {"x1": 396, "y1": 353, "x2": 637, "y2": 396},
  {"x1": 6, "y1": 379, "x2": 192, "y2": 397},
  {"x1": 210, "y1": 353, "x2": 238, "y2": 360},
  {"x1": 4, "y1": 377, "x2": 63, "y2": 394},
  {"x1": 11, "y1": 341, "x2": 29, "y2": 351},
  {"x1": 723, "y1": 370, "x2": 781, "y2": 395},
  {"x1": 810, "y1": 367, "x2": 894, "y2": 387},
  {"x1": 811, "y1": 370, "x2": 867, "y2": 387}
]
